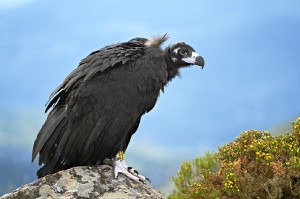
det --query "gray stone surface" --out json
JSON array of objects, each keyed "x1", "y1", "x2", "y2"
[{"x1": 1, "y1": 165, "x2": 165, "y2": 199}]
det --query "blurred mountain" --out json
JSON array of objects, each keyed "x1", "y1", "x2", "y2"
[{"x1": 0, "y1": 146, "x2": 38, "y2": 195}]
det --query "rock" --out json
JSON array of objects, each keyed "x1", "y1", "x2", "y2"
[{"x1": 0, "y1": 165, "x2": 165, "y2": 199}]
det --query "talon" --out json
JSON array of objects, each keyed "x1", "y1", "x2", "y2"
[
  {"x1": 146, "y1": 177, "x2": 151, "y2": 183},
  {"x1": 128, "y1": 166, "x2": 139, "y2": 175}
]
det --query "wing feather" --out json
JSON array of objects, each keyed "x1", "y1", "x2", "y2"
[{"x1": 45, "y1": 39, "x2": 147, "y2": 113}]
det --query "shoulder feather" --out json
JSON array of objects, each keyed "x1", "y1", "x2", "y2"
[{"x1": 145, "y1": 33, "x2": 169, "y2": 47}]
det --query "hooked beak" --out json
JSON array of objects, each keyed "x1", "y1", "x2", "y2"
[{"x1": 182, "y1": 52, "x2": 205, "y2": 69}]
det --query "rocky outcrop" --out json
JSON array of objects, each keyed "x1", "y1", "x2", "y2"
[{"x1": 1, "y1": 165, "x2": 165, "y2": 199}]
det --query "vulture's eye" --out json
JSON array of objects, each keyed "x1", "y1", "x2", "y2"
[{"x1": 179, "y1": 49, "x2": 188, "y2": 56}]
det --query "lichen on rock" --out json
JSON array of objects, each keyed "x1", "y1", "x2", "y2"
[{"x1": 1, "y1": 165, "x2": 165, "y2": 199}]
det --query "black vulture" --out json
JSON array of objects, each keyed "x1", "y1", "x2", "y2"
[{"x1": 32, "y1": 34, "x2": 205, "y2": 182}]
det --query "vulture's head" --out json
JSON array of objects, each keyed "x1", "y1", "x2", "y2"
[{"x1": 167, "y1": 42, "x2": 205, "y2": 69}]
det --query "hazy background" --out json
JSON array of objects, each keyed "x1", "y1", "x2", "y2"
[{"x1": 1, "y1": 0, "x2": 300, "y2": 195}]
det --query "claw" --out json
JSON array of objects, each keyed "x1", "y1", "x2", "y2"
[
  {"x1": 146, "y1": 177, "x2": 151, "y2": 183},
  {"x1": 139, "y1": 179, "x2": 145, "y2": 184},
  {"x1": 128, "y1": 166, "x2": 139, "y2": 175}
]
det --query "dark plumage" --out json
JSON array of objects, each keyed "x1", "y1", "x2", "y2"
[{"x1": 32, "y1": 34, "x2": 205, "y2": 179}]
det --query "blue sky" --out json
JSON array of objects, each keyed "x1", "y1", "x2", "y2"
[{"x1": 0, "y1": 0, "x2": 300, "y2": 192}]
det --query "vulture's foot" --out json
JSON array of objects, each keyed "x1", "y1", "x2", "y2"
[{"x1": 113, "y1": 152, "x2": 150, "y2": 183}]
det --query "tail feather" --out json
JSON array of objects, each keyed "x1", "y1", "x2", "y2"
[
  {"x1": 32, "y1": 107, "x2": 66, "y2": 163},
  {"x1": 38, "y1": 116, "x2": 68, "y2": 165},
  {"x1": 36, "y1": 158, "x2": 69, "y2": 178}
]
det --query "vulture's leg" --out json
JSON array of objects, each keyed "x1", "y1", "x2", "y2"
[{"x1": 113, "y1": 151, "x2": 150, "y2": 183}]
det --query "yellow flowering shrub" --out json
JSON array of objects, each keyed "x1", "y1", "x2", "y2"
[{"x1": 169, "y1": 117, "x2": 300, "y2": 199}]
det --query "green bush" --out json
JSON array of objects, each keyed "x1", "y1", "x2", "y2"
[{"x1": 169, "y1": 117, "x2": 300, "y2": 199}]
